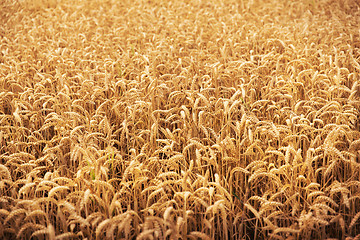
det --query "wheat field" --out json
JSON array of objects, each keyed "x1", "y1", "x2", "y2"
[{"x1": 1, "y1": 0, "x2": 360, "y2": 239}]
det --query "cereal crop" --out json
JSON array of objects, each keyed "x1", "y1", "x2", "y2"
[{"x1": 1, "y1": 0, "x2": 360, "y2": 239}]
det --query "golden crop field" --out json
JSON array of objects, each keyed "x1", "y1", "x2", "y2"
[{"x1": 1, "y1": 0, "x2": 360, "y2": 239}]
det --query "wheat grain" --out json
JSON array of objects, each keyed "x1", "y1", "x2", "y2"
[
  {"x1": 48, "y1": 186, "x2": 69, "y2": 200},
  {"x1": 17, "y1": 223, "x2": 45, "y2": 239},
  {"x1": 189, "y1": 231, "x2": 211, "y2": 240},
  {"x1": 1, "y1": 0, "x2": 360, "y2": 238},
  {"x1": 24, "y1": 209, "x2": 48, "y2": 222},
  {"x1": 4, "y1": 208, "x2": 27, "y2": 226},
  {"x1": 350, "y1": 211, "x2": 360, "y2": 229}
]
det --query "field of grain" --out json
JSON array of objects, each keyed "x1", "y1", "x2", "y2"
[{"x1": 1, "y1": 0, "x2": 360, "y2": 239}]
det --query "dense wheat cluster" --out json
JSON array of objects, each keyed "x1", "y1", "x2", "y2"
[{"x1": 1, "y1": 0, "x2": 360, "y2": 239}]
